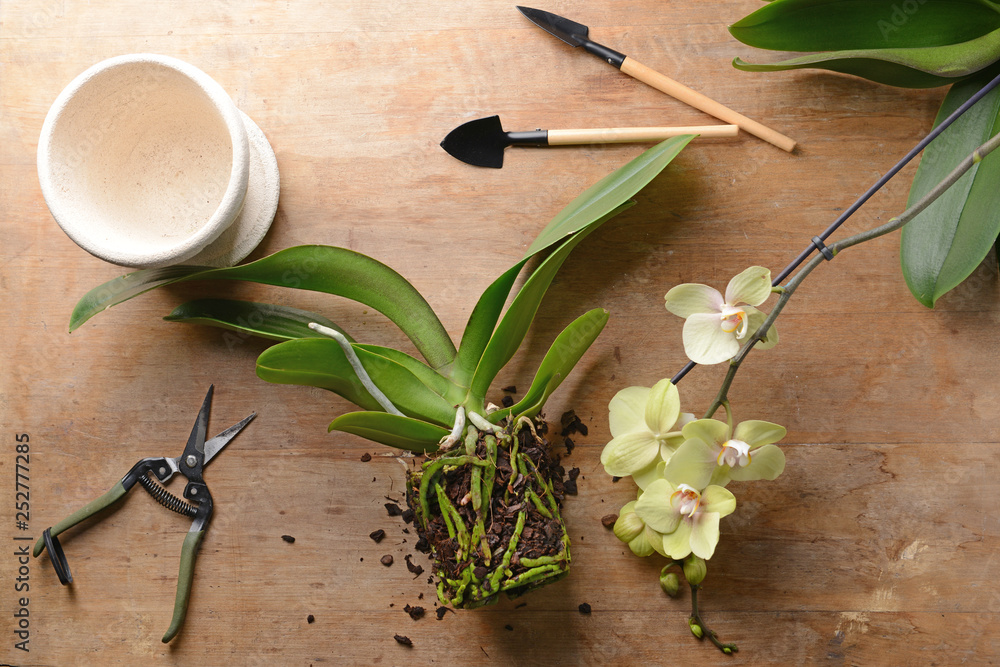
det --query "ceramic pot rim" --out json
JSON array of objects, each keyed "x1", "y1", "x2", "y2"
[{"x1": 37, "y1": 53, "x2": 251, "y2": 268}]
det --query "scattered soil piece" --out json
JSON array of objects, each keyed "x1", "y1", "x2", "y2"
[
  {"x1": 370, "y1": 529, "x2": 386, "y2": 543},
  {"x1": 436, "y1": 607, "x2": 450, "y2": 620},
  {"x1": 578, "y1": 603, "x2": 592, "y2": 614},
  {"x1": 361, "y1": 452, "x2": 372, "y2": 462},
  {"x1": 564, "y1": 436, "x2": 575, "y2": 455},
  {"x1": 404, "y1": 554, "x2": 425, "y2": 578},
  {"x1": 385, "y1": 502, "x2": 403, "y2": 517},
  {"x1": 563, "y1": 467, "x2": 580, "y2": 495},
  {"x1": 560, "y1": 410, "x2": 580, "y2": 435},
  {"x1": 404, "y1": 604, "x2": 425, "y2": 620},
  {"x1": 307, "y1": 615, "x2": 315, "y2": 624},
  {"x1": 504, "y1": 624, "x2": 514, "y2": 631},
  {"x1": 418, "y1": 593, "x2": 424, "y2": 600},
  {"x1": 401, "y1": 508, "x2": 416, "y2": 524},
  {"x1": 281, "y1": 535, "x2": 295, "y2": 544},
  {"x1": 502, "y1": 385, "x2": 517, "y2": 393},
  {"x1": 415, "y1": 537, "x2": 430, "y2": 553},
  {"x1": 601, "y1": 514, "x2": 617, "y2": 528},
  {"x1": 611, "y1": 476, "x2": 622, "y2": 483},
  {"x1": 380, "y1": 554, "x2": 394, "y2": 567},
  {"x1": 394, "y1": 634, "x2": 413, "y2": 646},
  {"x1": 501, "y1": 395, "x2": 514, "y2": 408},
  {"x1": 559, "y1": 410, "x2": 589, "y2": 437}
]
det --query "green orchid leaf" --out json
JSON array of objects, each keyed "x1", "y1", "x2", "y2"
[
  {"x1": 70, "y1": 265, "x2": 209, "y2": 331},
  {"x1": 525, "y1": 136, "x2": 693, "y2": 258},
  {"x1": 328, "y1": 412, "x2": 447, "y2": 453},
  {"x1": 256, "y1": 338, "x2": 457, "y2": 427},
  {"x1": 459, "y1": 138, "x2": 692, "y2": 407},
  {"x1": 451, "y1": 259, "x2": 530, "y2": 388},
  {"x1": 901, "y1": 68, "x2": 1000, "y2": 306},
  {"x1": 729, "y1": 0, "x2": 1000, "y2": 52},
  {"x1": 490, "y1": 308, "x2": 609, "y2": 422},
  {"x1": 71, "y1": 245, "x2": 456, "y2": 370},
  {"x1": 354, "y1": 343, "x2": 464, "y2": 404},
  {"x1": 351, "y1": 346, "x2": 458, "y2": 427},
  {"x1": 732, "y1": 28, "x2": 1000, "y2": 88},
  {"x1": 164, "y1": 298, "x2": 351, "y2": 342},
  {"x1": 469, "y1": 208, "x2": 625, "y2": 405},
  {"x1": 256, "y1": 338, "x2": 383, "y2": 412}
]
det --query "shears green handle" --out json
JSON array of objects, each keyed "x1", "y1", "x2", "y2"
[
  {"x1": 162, "y1": 529, "x2": 205, "y2": 643},
  {"x1": 32, "y1": 481, "x2": 128, "y2": 558}
]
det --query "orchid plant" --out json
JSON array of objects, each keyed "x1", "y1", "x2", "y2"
[
  {"x1": 603, "y1": 100, "x2": 1000, "y2": 653},
  {"x1": 68, "y1": 137, "x2": 693, "y2": 610}
]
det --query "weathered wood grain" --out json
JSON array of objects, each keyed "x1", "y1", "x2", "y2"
[{"x1": 3, "y1": 0, "x2": 998, "y2": 664}]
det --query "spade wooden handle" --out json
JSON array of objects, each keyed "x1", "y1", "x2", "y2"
[
  {"x1": 620, "y1": 57, "x2": 797, "y2": 153},
  {"x1": 548, "y1": 124, "x2": 738, "y2": 145}
]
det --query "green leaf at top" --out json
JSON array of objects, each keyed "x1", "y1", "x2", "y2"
[
  {"x1": 450, "y1": 259, "x2": 530, "y2": 389},
  {"x1": 901, "y1": 68, "x2": 1000, "y2": 306},
  {"x1": 469, "y1": 206, "x2": 628, "y2": 407},
  {"x1": 733, "y1": 27, "x2": 1000, "y2": 88},
  {"x1": 730, "y1": 0, "x2": 1000, "y2": 52},
  {"x1": 164, "y1": 298, "x2": 352, "y2": 342},
  {"x1": 525, "y1": 136, "x2": 694, "y2": 259},
  {"x1": 489, "y1": 308, "x2": 609, "y2": 423},
  {"x1": 70, "y1": 245, "x2": 456, "y2": 370},
  {"x1": 328, "y1": 412, "x2": 448, "y2": 453}
]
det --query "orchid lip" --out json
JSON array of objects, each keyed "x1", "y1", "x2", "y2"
[
  {"x1": 719, "y1": 306, "x2": 748, "y2": 337},
  {"x1": 718, "y1": 439, "x2": 752, "y2": 468},
  {"x1": 671, "y1": 484, "x2": 702, "y2": 518}
]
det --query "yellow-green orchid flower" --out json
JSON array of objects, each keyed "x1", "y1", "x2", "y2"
[
  {"x1": 601, "y1": 379, "x2": 694, "y2": 485},
  {"x1": 665, "y1": 418, "x2": 786, "y2": 490},
  {"x1": 664, "y1": 266, "x2": 779, "y2": 365},
  {"x1": 634, "y1": 478, "x2": 736, "y2": 560}
]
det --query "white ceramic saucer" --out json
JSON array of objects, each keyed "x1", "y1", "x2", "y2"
[{"x1": 187, "y1": 111, "x2": 280, "y2": 267}]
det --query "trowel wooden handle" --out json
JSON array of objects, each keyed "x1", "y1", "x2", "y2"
[
  {"x1": 620, "y1": 57, "x2": 797, "y2": 153},
  {"x1": 548, "y1": 124, "x2": 738, "y2": 145}
]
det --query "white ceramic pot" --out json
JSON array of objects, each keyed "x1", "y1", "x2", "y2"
[{"x1": 37, "y1": 54, "x2": 279, "y2": 268}]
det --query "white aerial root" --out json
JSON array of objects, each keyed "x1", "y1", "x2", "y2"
[
  {"x1": 308, "y1": 323, "x2": 403, "y2": 416},
  {"x1": 437, "y1": 406, "x2": 466, "y2": 451}
]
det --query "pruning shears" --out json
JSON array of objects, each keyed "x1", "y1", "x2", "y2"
[{"x1": 33, "y1": 385, "x2": 255, "y2": 643}]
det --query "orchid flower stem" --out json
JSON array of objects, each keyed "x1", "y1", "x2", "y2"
[
  {"x1": 700, "y1": 129, "x2": 1000, "y2": 417},
  {"x1": 307, "y1": 322, "x2": 404, "y2": 416},
  {"x1": 690, "y1": 584, "x2": 738, "y2": 655}
]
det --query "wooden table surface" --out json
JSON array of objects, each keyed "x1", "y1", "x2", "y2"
[{"x1": 3, "y1": 1, "x2": 999, "y2": 664}]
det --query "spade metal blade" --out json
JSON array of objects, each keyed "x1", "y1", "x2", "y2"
[
  {"x1": 440, "y1": 115, "x2": 509, "y2": 168},
  {"x1": 516, "y1": 6, "x2": 589, "y2": 47},
  {"x1": 441, "y1": 115, "x2": 547, "y2": 168}
]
